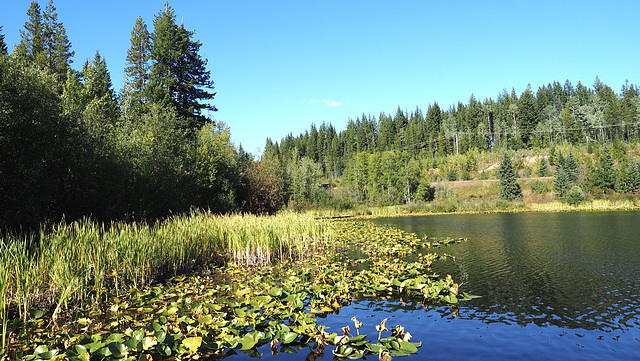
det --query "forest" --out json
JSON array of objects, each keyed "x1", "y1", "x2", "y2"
[{"x1": 2, "y1": 1, "x2": 640, "y2": 230}]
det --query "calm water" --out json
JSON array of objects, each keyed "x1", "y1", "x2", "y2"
[
  {"x1": 366, "y1": 211, "x2": 640, "y2": 360},
  {"x1": 222, "y1": 211, "x2": 640, "y2": 360}
]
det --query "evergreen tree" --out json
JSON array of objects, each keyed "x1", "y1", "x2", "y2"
[
  {"x1": 517, "y1": 86, "x2": 540, "y2": 146},
  {"x1": 81, "y1": 51, "x2": 119, "y2": 136},
  {"x1": 589, "y1": 147, "x2": 616, "y2": 192},
  {"x1": 536, "y1": 157, "x2": 550, "y2": 177},
  {"x1": 565, "y1": 152, "x2": 578, "y2": 182},
  {"x1": 0, "y1": 26, "x2": 7, "y2": 55},
  {"x1": 146, "y1": 3, "x2": 216, "y2": 133},
  {"x1": 14, "y1": 2, "x2": 46, "y2": 67},
  {"x1": 43, "y1": 0, "x2": 74, "y2": 85},
  {"x1": 14, "y1": 0, "x2": 74, "y2": 89},
  {"x1": 122, "y1": 16, "x2": 151, "y2": 119},
  {"x1": 553, "y1": 166, "x2": 570, "y2": 199},
  {"x1": 497, "y1": 152, "x2": 522, "y2": 201}
]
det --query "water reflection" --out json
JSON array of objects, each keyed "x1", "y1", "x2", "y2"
[{"x1": 373, "y1": 211, "x2": 640, "y2": 333}]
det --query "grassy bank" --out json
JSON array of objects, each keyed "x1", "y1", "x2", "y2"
[
  {"x1": 308, "y1": 175, "x2": 640, "y2": 219},
  {"x1": 0, "y1": 211, "x2": 333, "y2": 352}
]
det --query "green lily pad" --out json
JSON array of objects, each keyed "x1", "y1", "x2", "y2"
[{"x1": 281, "y1": 331, "x2": 298, "y2": 344}]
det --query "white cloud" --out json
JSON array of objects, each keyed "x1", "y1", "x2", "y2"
[
  {"x1": 308, "y1": 99, "x2": 318, "y2": 104},
  {"x1": 322, "y1": 99, "x2": 343, "y2": 107}
]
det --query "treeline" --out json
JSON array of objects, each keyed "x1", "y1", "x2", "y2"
[
  {"x1": 263, "y1": 79, "x2": 640, "y2": 207},
  {"x1": 0, "y1": 1, "x2": 275, "y2": 229}
]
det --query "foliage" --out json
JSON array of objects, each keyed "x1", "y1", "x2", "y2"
[
  {"x1": 121, "y1": 16, "x2": 151, "y2": 120},
  {"x1": 589, "y1": 147, "x2": 616, "y2": 193},
  {"x1": 536, "y1": 157, "x2": 551, "y2": 177},
  {"x1": 4, "y1": 219, "x2": 471, "y2": 359},
  {"x1": 146, "y1": 3, "x2": 216, "y2": 133},
  {"x1": 497, "y1": 153, "x2": 522, "y2": 201},
  {"x1": 530, "y1": 181, "x2": 551, "y2": 194},
  {"x1": 565, "y1": 185, "x2": 586, "y2": 206}
]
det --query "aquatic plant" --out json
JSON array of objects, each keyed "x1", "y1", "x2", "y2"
[{"x1": 8, "y1": 219, "x2": 470, "y2": 359}]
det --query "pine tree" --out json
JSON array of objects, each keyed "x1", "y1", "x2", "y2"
[
  {"x1": 14, "y1": 0, "x2": 74, "y2": 89},
  {"x1": 122, "y1": 16, "x2": 151, "y2": 119},
  {"x1": 497, "y1": 152, "x2": 522, "y2": 201},
  {"x1": 14, "y1": 2, "x2": 47, "y2": 67},
  {"x1": 0, "y1": 26, "x2": 7, "y2": 55},
  {"x1": 146, "y1": 3, "x2": 216, "y2": 133},
  {"x1": 43, "y1": 0, "x2": 74, "y2": 85}
]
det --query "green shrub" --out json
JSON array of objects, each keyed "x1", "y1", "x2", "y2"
[
  {"x1": 446, "y1": 169, "x2": 458, "y2": 181},
  {"x1": 565, "y1": 185, "x2": 586, "y2": 206},
  {"x1": 530, "y1": 181, "x2": 551, "y2": 194}
]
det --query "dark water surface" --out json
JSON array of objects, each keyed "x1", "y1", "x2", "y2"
[{"x1": 366, "y1": 211, "x2": 640, "y2": 360}]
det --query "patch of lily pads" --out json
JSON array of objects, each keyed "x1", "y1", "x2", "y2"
[{"x1": 13, "y1": 220, "x2": 476, "y2": 360}]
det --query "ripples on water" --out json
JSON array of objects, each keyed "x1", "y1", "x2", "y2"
[{"x1": 372, "y1": 211, "x2": 640, "y2": 360}]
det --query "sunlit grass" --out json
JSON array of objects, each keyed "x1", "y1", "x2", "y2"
[{"x1": 0, "y1": 211, "x2": 333, "y2": 330}]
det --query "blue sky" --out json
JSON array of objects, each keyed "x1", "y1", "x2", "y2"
[{"x1": 1, "y1": 1, "x2": 639, "y2": 155}]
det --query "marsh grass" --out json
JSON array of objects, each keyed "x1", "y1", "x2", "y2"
[{"x1": 0, "y1": 211, "x2": 332, "y2": 335}]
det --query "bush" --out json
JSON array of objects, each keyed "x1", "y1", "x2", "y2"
[
  {"x1": 530, "y1": 181, "x2": 551, "y2": 194},
  {"x1": 446, "y1": 169, "x2": 458, "y2": 181},
  {"x1": 565, "y1": 185, "x2": 586, "y2": 206}
]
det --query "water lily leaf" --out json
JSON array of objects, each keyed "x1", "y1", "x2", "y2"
[
  {"x1": 123, "y1": 337, "x2": 140, "y2": 349},
  {"x1": 182, "y1": 337, "x2": 202, "y2": 352},
  {"x1": 443, "y1": 294, "x2": 458, "y2": 304},
  {"x1": 198, "y1": 315, "x2": 213, "y2": 325},
  {"x1": 155, "y1": 344, "x2": 172, "y2": 356},
  {"x1": 142, "y1": 336, "x2": 156, "y2": 350},
  {"x1": 95, "y1": 346, "x2": 112, "y2": 357},
  {"x1": 398, "y1": 340, "x2": 418, "y2": 353},
  {"x1": 269, "y1": 287, "x2": 283, "y2": 297},
  {"x1": 281, "y1": 331, "x2": 298, "y2": 344},
  {"x1": 107, "y1": 342, "x2": 128, "y2": 358},
  {"x1": 239, "y1": 338, "x2": 256, "y2": 351},
  {"x1": 155, "y1": 329, "x2": 167, "y2": 343}
]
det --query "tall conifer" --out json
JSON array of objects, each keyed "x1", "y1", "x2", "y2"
[
  {"x1": 14, "y1": 0, "x2": 73, "y2": 89},
  {"x1": 498, "y1": 152, "x2": 522, "y2": 201},
  {"x1": 0, "y1": 26, "x2": 7, "y2": 55},
  {"x1": 146, "y1": 3, "x2": 216, "y2": 133},
  {"x1": 122, "y1": 16, "x2": 151, "y2": 117}
]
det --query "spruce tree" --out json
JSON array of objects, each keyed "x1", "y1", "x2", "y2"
[
  {"x1": 146, "y1": 3, "x2": 216, "y2": 133},
  {"x1": 497, "y1": 152, "x2": 522, "y2": 201},
  {"x1": 565, "y1": 152, "x2": 578, "y2": 182},
  {"x1": 43, "y1": 0, "x2": 74, "y2": 85},
  {"x1": 591, "y1": 148, "x2": 615, "y2": 192},
  {"x1": 14, "y1": 2, "x2": 47, "y2": 67},
  {"x1": 14, "y1": 0, "x2": 74, "y2": 89},
  {"x1": 122, "y1": 16, "x2": 151, "y2": 119},
  {"x1": 537, "y1": 157, "x2": 550, "y2": 177},
  {"x1": 0, "y1": 26, "x2": 7, "y2": 55},
  {"x1": 82, "y1": 51, "x2": 119, "y2": 127},
  {"x1": 553, "y1": 166, "x2": 570, "y2": 199}
]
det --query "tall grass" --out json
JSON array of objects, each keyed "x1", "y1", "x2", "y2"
[{"x1": 0, "y1": 211, "x2": 333, "y2": 328}]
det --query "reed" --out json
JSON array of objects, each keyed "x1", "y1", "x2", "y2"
[{"x1": 0, "y1": 211, "x2": 333, "y2": 331}]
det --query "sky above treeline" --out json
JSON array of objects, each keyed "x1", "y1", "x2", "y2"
[{"x1": 1, "y1": 1, "x2": 639, "y2": 155}]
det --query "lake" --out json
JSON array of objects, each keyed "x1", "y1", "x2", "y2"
[{"x1": 363, "y1": 211, "x2": 640, "y2": 360}]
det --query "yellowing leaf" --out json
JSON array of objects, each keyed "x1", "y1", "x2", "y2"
[{"x1": 182, "y1": 336, "x2": 203, "y2": 352}]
